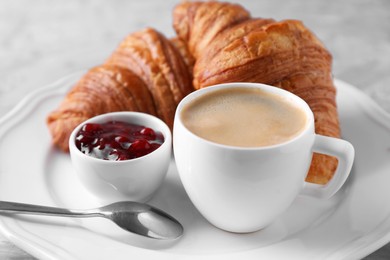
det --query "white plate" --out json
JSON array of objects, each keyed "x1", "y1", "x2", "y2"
[{"x1": 0, "y1": 72, "x2": 390, "y2": 260}]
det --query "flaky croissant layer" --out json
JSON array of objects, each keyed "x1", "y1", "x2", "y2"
[
  {"x1": 47, "y1": 1, "x2": 339, "y2": 184},
  {"x1": 47, "y1": 65, "x2": 157, "y2": 152}
]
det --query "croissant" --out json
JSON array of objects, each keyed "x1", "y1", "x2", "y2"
[
  {"x1": 170, "y1": 37, "x2": 195, "y2": 77},
  {"x1": 47, "y1": 28, "x2": 193, "y2": 151},
  {"x1": 173, "y1": 1, "x2": 340, "y2": 184},
  {"x1": 105, "y1": 28, "x2": 193, "y2": 129},
  {"x1": 173, "y1": 1, "x2": 251, "y2": 60},
  {"x1": 47, "y1": 65, "x2": 156, "y2": 151}
]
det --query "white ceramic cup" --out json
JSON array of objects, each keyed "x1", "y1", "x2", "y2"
[{"x1": 173, "y1": 83, "x2": 354, "y2": 233}]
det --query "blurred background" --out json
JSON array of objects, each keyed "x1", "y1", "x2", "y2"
[{"x1": 0, "y1": 0, "x2": 389, "y2": 259}]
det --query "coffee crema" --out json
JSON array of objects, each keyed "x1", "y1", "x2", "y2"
[{"x1": 181, "y1": 87, "x2": 308, "y2": 147}]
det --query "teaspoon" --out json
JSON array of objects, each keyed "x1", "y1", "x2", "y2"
[{"x1": 0, "y1": 200, "x2": 183, "y2": 240}]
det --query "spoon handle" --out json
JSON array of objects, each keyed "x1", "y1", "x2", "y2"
[{"x1": 0, "y1": 201, "x2": 99, "y2": 218}]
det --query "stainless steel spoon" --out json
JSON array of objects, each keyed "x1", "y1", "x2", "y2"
[{"x1": 0, "y1": 200, "x2": 183, "y2": 240}]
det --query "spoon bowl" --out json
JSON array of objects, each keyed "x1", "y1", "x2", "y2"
[
  {"x1": 99, "y1": 201, "x2": 183, "y2": 240},
  {"x1": 0, "y1": 200, "x2": 183, "y2": 240}
]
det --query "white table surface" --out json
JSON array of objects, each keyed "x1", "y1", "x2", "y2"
[{"x1": 0, "y1": 0, "x2": 389, "y2": 259}]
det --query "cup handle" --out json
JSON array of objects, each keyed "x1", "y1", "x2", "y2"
[{"x1": 301, "y1": 134, "x2": 355, "y2": 199}]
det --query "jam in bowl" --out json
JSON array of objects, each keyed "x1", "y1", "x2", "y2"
[
  {"x1": 75, "y1": 121, "x2": 165, "y2": 161},
  {"x1": 69, "y1": 112, "x2": 172, "y2": 203}
]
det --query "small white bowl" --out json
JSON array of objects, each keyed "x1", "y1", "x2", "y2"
[{"x1": 69, "y1": 111, "x2": 172, "y2": 203}]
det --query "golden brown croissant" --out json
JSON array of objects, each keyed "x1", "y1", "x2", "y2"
[
  {"x1": 173, "y1": 1, "x2": 251, "y2": 60},
  {"x1": 170, "y1": 37, "x2": 195, "y2": 77},
  {"x1": 105, "y1": 28, "x2": 193, "y2": 129},
  {"x1": 48, "y1": 28, "x2": 193, "y2": 151},
  {"x1": 173, "y1": 1, "x2": 340, "y2": 184},
  {"x1": 47, "y1": 64, "x2": 156, "y2": 151}
]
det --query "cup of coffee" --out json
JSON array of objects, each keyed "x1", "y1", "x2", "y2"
[{"x1": 173, "y1": 82, "x2": 354, "y2": 233}]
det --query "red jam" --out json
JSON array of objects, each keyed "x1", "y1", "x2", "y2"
[{"x1": 75, "y1": 121, "x2": 164, "y2": 161}]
